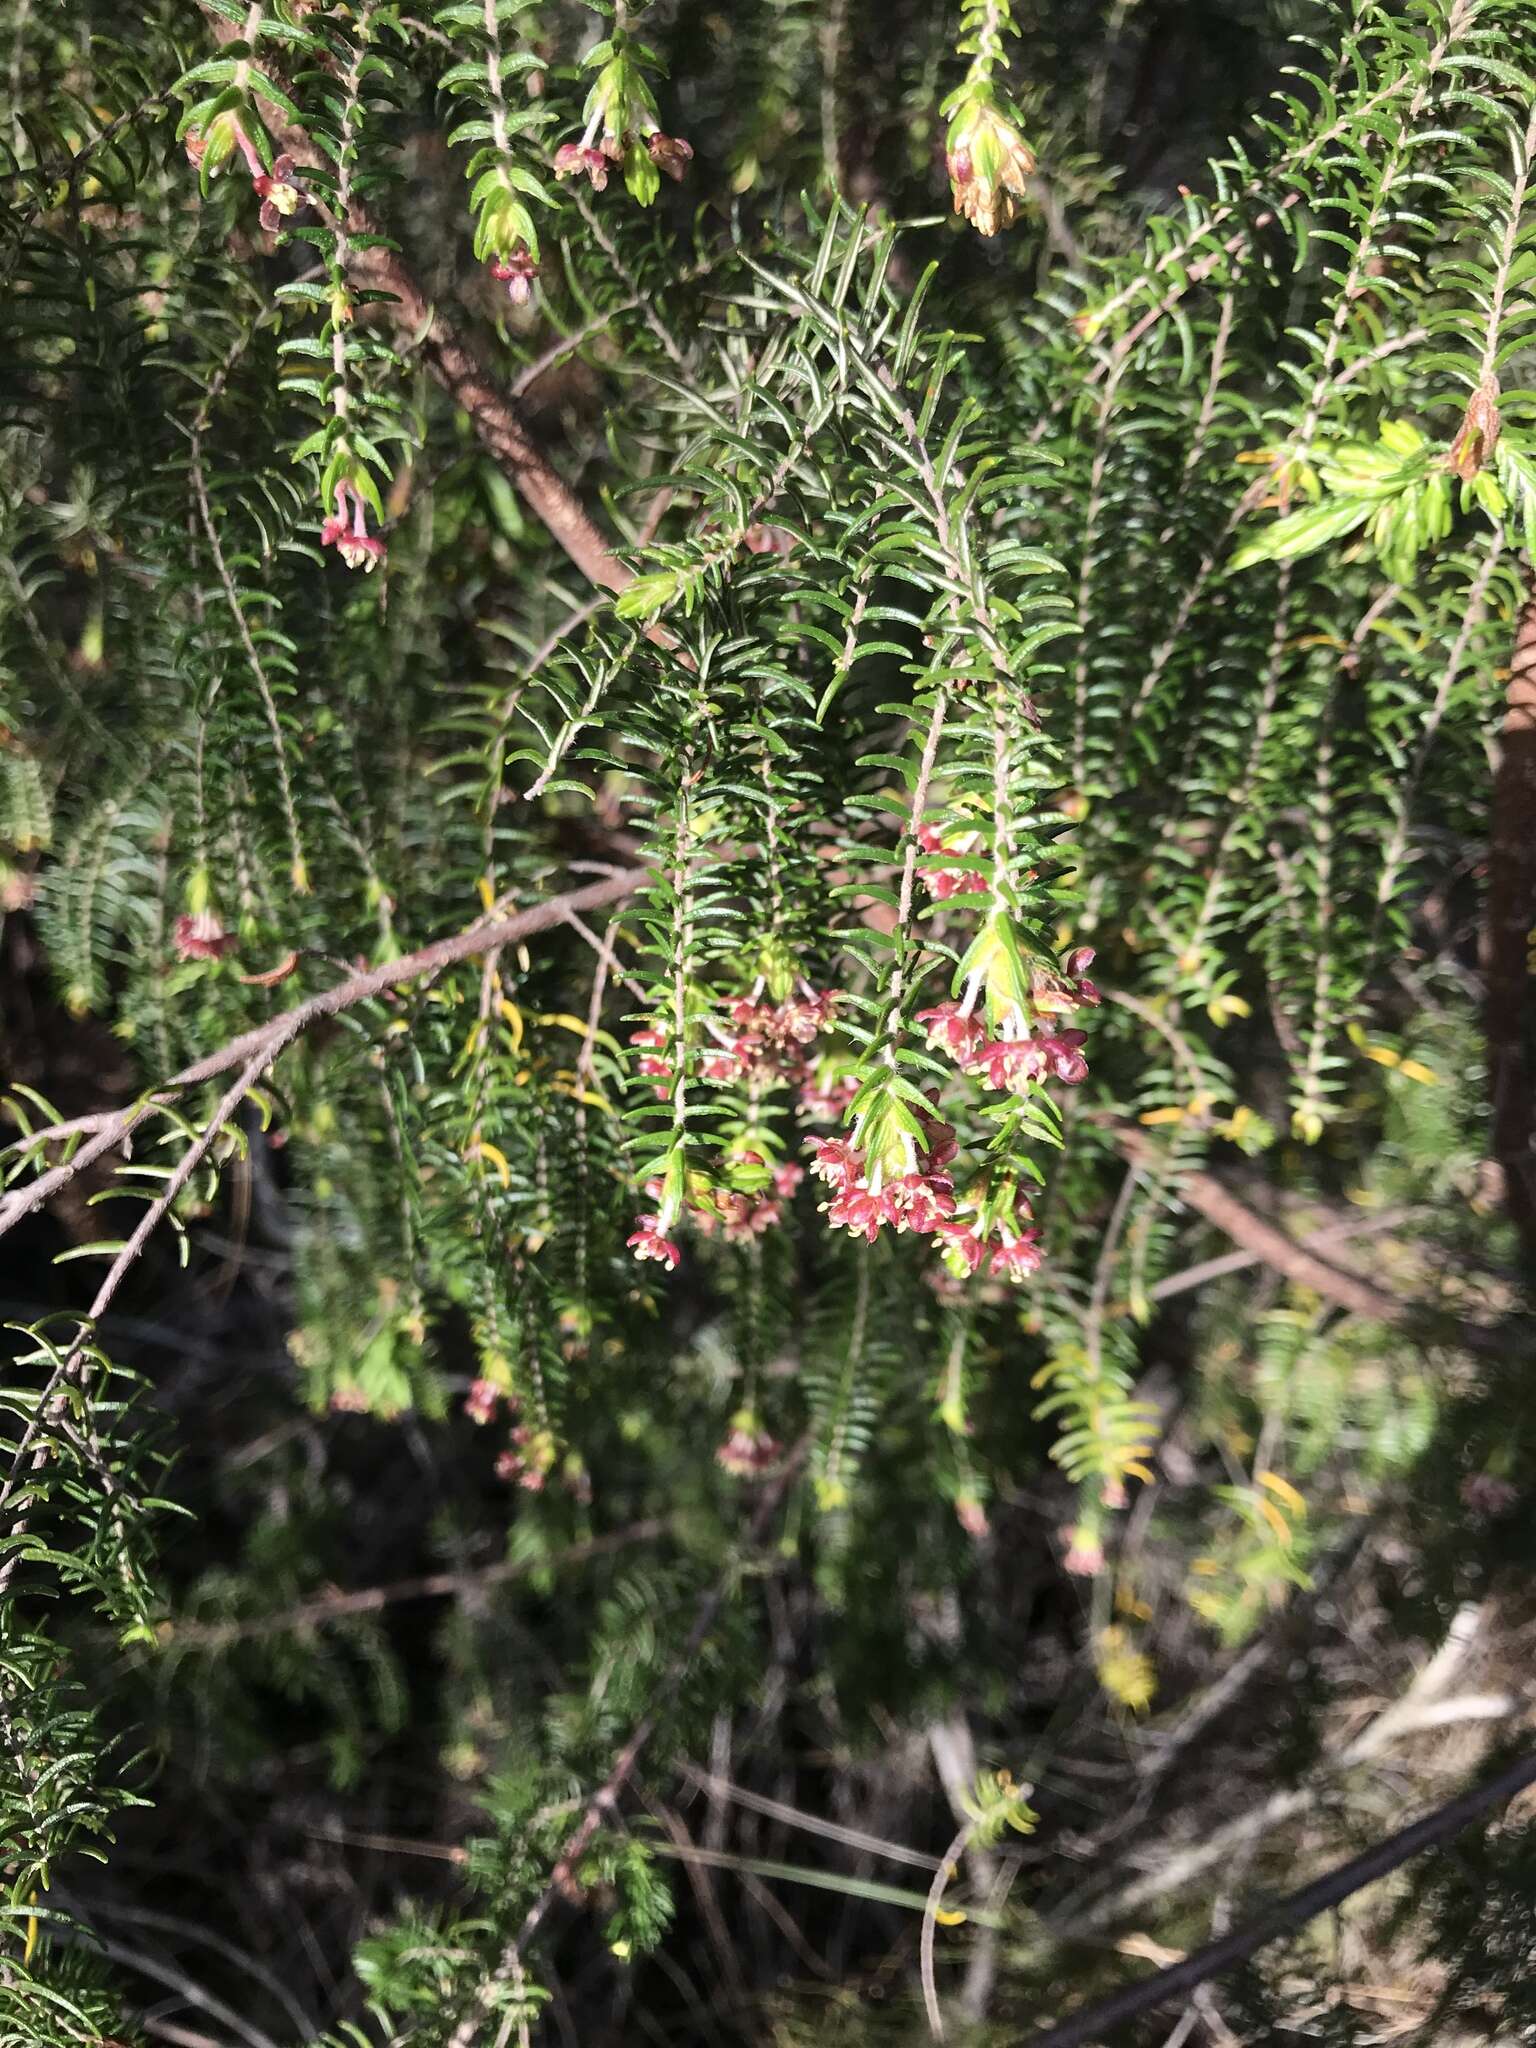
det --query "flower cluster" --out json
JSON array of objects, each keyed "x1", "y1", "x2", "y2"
[
  {"x1": 319, "y1": 480, "x2": 386, "y2": 573},
  {"x1": 701, "y1": 988, "x2": 837, "y2": 1086},
  {"x1": 628, "y1": 1159, "x2": 806, "y2": 1272},
  {"x1": 944, "y1": 95, "x2": 1035, "y2": 237},
  {"x1": 553, "y1": 123, "x2": 690, "y2": 196},
  {"x1": 629, "y1": 986, "x2": 837, "y2": 1101},
  {"x1": 461, "y1": 1379, "x2": 558, "y2": 1491},
  {"x1": 174, "y1": 908, "x2": 237, "y2": 962},
  {"x1": 809, "y1": 1120, "x2": 1042, "y2": 1280},
  {"x1": 917, "y1": 946, "x2": 1099, "y2": 1098},
  {"x1": 556, "y1": 30, "x2": 691, "y2": 205}
]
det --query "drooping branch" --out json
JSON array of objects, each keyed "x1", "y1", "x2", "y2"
[
  {"x1": 199, "y1": 7, "x2": 637, "y2": 599},
  {"x1": 0, "y1": 869, "x2": 645, "y2": 1242}
]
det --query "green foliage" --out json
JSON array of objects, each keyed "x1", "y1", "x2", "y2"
[{"x1": 2, "y1": 0, "x2": 1534, "y2": 2039}]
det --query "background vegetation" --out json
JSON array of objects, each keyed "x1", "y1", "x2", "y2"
[{"x1": 3, "y1": 1, "x2": 1535, "y2": 2042}]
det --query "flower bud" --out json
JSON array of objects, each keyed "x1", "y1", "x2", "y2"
[{"x1": 946, "y1": 98, "x2": 1035, "y2": 237}]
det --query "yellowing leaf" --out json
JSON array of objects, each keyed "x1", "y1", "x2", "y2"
[
  {"x1": 1397, "y1": 1059, "x2": 1439, "y2": 1085},
  {"x1": 934, "y1": 1908, "x2": 968, "y2": 1928},
  {"x1": 1255, "y1": 1495, "x2": 1294, "y2": 1544},
  {"x1": 469, "y1": 1140, "x2": 511, "y2": 1189},
  {"x1": 1139, "y1": 1105, "x2": 1186, "y2": 1126},
  {"x1": 1256, "y1": 1470, "x2": 1306, "y2": 1516}
]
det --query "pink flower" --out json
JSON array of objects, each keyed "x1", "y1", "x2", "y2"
[
  {"x1": 780, "y1": 989, "x2": 836, "y2": 1043},
  {"x1": 320, "y1": 482, "x2": 385, "y2": 573},
  {"x1": 988, "y1": 1230, "x2": 1044, "y2": 1281},
  {"x1": 809, "y1": 1137, "x2": 863, "y2": 1188},
  {"x1": 917, "y1": 1002, "x2": 987, "y2": 1066},
  {"x1": 742, "y1": 523, "x2": 795, "y2": 557},
  {"x1": 1038, "y1": 1030, "x2": 1090, "y2": 1085},
  {"x1": 464, "y1": 1379, "x2": 500, "y2": 1426},
  {"x1": 716, "y1": 1415, "x2": 780, "y2": 1476},
  {"x1": 825, "y1": 1183, "x2": 885, "y2": 1242},
  {"x1": 883, "y1": 1171, "x2": 956, "y2": 1234},
  {"x1": 937, "y1": 1223, "x2": 986, "y2": 1274},
  {"x1": 955, "y1": 1494, "x2": 990, "y2": 1540},
  {"x1": 174, "y1": 909, "x2": 236, "y2": 961},
  {"x1": 647, "y1": 131, "x2": 694, "y2": 181},
  {"x1": 917, "y1": 823, "x2": 987, "y2": 898},
  {"x1": 490, "y1": 246, "x2": 539, "y2": 305},
  {"x1": 1061, "y1": 947, "x2": 1102, "y2": 1004},
  {"x1": 494, "y1": 1446, "x2": 547, "y2": 1490},
  {"x1": 1461, "y1": 1472, "x2": 1518, "y2": 1515},
  {"x1": 773, "y1": 1163, "x2": 804, "y2": 1198},
  {"x1": 1062, "y1": 1526, "x2": 1105, "y2": 1577},
  {"x1": 799, "y1": 1071, "x2": 858, "y2": 1123},
  {"x1": 630, "y1": 1024, "x2": 672, "y2": 1096},
  {"x1": 252, "y1": 151, "x2": 303, "y2": 232},
  {"x1": 554, "y1": 141, "x2": 613, "y2": 189},
  {"x1": 969, "y1": 1039, "x2": 1042, "y2": 1091},
  {"x1": 626, "y1": 1215, "x2": 681, "y2": 1269}
]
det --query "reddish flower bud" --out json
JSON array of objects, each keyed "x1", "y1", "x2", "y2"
[{"x1": 647, "y1": 132, "x2": 694, "y2": 181}]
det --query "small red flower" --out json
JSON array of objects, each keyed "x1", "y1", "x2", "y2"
[
  {"x1": 955, "y1": 1494, "x2": 990, "y2": 1540},
  {"x1": 646, "y1": 131, "x2": 694, "y2": 181},
  {"x1": 825, "y1": 1183, "x2": 885, "y2": 1242},
  {"x1": 554, "y1": 141, "x2": 613, "y2": 189},
  {"x1": 809, "y1": 1137, "x2": 863, "y2": 1188},
  {"x1": 988, "y1": 1230, "x2": 1044, "y2": 1281},
  {"x1": 320, "y1": 482, "x2": 386, "y2": 573},
  {"x1": 883, "y1": 1171, "x2": 956, "y2": 1234},
  {"x1": 252, "y1": 152, "x2": 304, "y2": 232},
  {"x1": 716, "y1": 1413, "x2": 780, "y2": 1476},
  {"x1": 627, "y1": 1214, "x2": 681, "y2": 1269},
  {"x1": 490, "y1": 246, "x2": 539, "y2": 305},
  {"x1": 937, "y1": 1222, "x2": 986, "y2": 1274},
  {"x1": 1038, "y1": 1029, "x2": 1090, "y2": 1084},
  {"x1": 1461, "y1": 1472, "x2": 1518, "y2": 1515},
  {"x1": 917, "y1": 1002, "x2": 987, "y2": 1066},
  {"x1": 799, "y1": 1071, "x2": 858, "y2": 1123},
  {"x1": 917, "y1": 823, "x2": 987, "y2": 898},
  {"x1": 174, "y1": 909, "x2": 236, "y2": 961},
  {"x1": 464, "y1": 1379, "x2": 500, "y2": 1426}
]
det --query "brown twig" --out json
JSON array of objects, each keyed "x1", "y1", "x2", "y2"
[
  {"x1": 0, "y1": 869, "x2": 645, "y2": 1243},
  {"x1": 1022, "y1": 1748, "x2": 1536, "y2": 2048},
  {"x1": 1110, "y1": 1121, "x2": 1496, "y2": 1346},
  {"x1": 158, "y1": 1517, "x2": 669, "y2": 1649},
  {"x1": 198, "y1": 9, "x2": 634, "y2": 601},
  {"x1": 1484, "y1": 574, "x2": 1536, "y2": 1262}
]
